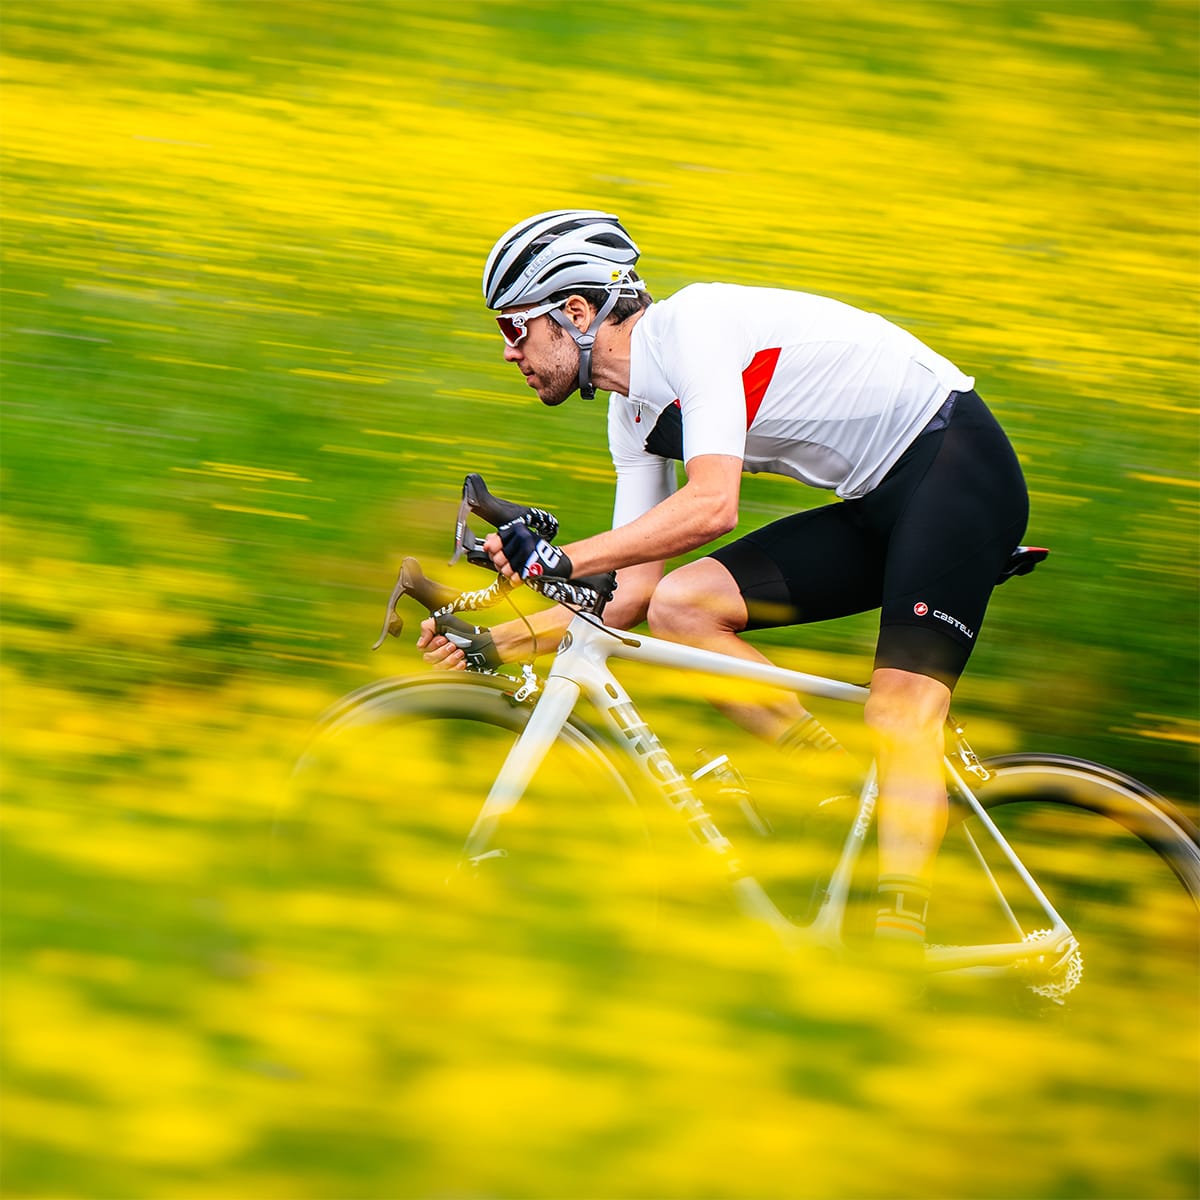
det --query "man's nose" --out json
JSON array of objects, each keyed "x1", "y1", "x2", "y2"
[{"x1": 503, "y1": 342, "x2": 523, "y2": 364}]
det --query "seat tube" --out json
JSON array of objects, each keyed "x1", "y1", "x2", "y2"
[{"x1": 461, "y1": 674, "x2": 581, "y2": 859}]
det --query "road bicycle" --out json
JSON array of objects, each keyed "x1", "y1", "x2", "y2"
[{"x1": 285, "y1": 475, "x2": 1200, "y2": 1008}]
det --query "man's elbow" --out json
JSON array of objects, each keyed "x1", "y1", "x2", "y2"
[
  {"x1": 682, "y1": 455, "x2": 742, "y2": 542},
  {"x1": 699, "y1": 499, "x2": 738, "y2": 541}
]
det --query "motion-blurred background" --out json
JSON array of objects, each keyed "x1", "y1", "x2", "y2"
[{"x1": 2, "y1": 3, "x2": 1197, "y2": 1197}]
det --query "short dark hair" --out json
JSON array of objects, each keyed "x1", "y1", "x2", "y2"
[{"x1": 550, "y1": 273, "x2": 653, "y2": 326}]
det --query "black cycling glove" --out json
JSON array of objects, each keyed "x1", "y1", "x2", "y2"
[
  {"x1": 434, "y1": 614, "x2": 502, "y2": 671},
  {"x1": 497, "y1": 519, "x2": 574, "y2": 582}
]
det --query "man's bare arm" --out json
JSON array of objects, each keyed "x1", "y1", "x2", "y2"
[{"x1": 488, "y1": 455, "x2": 742, "y2": 582}]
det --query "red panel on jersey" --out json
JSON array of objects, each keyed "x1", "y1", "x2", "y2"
[{"x1": 742, "y1": 347, "x2": 781, "y2": 427}]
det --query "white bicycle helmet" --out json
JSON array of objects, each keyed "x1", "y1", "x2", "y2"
[
  {"x1": 482, "y1": 209, "x2": 643, "y2": 309},
  {"x1": 482, "y1": 210, "x2": 646, "y2": 400}
]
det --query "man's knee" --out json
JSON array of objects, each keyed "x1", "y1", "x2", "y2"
[
  {"x1": 647, "y1": 560, "x2": 746, "y2": 640},
  {"x1": 864, "y1": 668, "x2": 951, "y2": 746},
  {"x1": 646, "y1": 569, "x2": 706, "y2": 638}
]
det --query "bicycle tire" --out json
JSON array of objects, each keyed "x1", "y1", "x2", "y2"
[
  {"x1": 934, "y1": 752, "x2": 1200, "y2": 1007},
  {"x1": 295, "y1": 672, "x2": 627, "y2": 774},
  {"x1": 277, "y1": 673, "x2": 655, "y2": 979},
  {"x1": 970, "y1": 754, "x2": 1200, "y2": 901}
]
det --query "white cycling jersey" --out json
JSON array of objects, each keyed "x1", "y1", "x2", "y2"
[{"x1": 608, "y1": 282, "x2": 974, "y2": 528}]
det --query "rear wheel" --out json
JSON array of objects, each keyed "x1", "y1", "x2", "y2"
[{"x1": 932, "y1": 754, "x2": 1199, "y2": 1010}]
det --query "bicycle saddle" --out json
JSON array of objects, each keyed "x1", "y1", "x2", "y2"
[{"x1": 997, "y1": 546, "x2": 1049, "y2": 584}]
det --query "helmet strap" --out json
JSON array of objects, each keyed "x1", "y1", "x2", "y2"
[{"x1": 549, "y1": 291, "x2": 620, "y2": 400}]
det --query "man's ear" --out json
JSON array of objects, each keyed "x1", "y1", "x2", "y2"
[{"x1": 561, "y1": 294, "x2": 596, "y2": 332}]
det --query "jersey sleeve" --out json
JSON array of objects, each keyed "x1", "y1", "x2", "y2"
[
  {"x1": 655, "y1": 288, "x2": 751, "y2": 464},
  {"x1": 607, "y1": 392, "x2": 678, "y2": 529}
]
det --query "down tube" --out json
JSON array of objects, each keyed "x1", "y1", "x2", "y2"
[
  {"x1": 460, "y1": 675, "x2": 582, "y2": 861},
  {"x1": 584, "y1": 667, "x2": 803, "y2": 947}
]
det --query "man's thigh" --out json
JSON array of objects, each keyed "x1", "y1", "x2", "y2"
[
  {"x1": 647, "y1": 556, "x2": 751, "y2": 635},
  {"x1": 707, "y1": 502, "x2": 885, "y2": 631},
  {"x1": 871, "y1": 393, "x2": 1029, "y2": 689}
]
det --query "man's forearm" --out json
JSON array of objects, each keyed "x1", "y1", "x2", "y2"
[
  {"x1": 561, "y1": 456, "x2": 741, "y2": 577},
  {"x1": 491, "y1": 606, "x2": 574, "y2": 661},
  {"x1": 491, "y1": 561, "x2": 661, "y2": 662}
]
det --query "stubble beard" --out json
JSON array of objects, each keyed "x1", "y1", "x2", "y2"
[{"x1": 537, "y1": 335, "x2": 579, "y2": 408}]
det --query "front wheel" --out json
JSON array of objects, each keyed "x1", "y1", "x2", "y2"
[
  {"x1": 932, "y1": 753, "x2": 1199, "y2": 1010},
  {"x1": 273, "y1": 674, "x2": 656, "y2": 989}
]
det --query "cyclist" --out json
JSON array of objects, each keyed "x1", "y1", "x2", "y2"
[{"x1": 419, "y1": 209, "x2": 1029, "y2": 959}]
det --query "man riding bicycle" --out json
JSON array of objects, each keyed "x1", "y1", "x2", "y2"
[{"x1": 419, "y1": 209, "x2": 1029, "y2": 959}]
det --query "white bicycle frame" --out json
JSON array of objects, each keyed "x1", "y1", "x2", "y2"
[{"x1": 459, "y1": 608, "x2": 1079, "y2": 976}]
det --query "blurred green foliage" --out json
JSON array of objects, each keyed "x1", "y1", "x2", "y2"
[{"x1": 2, "y1": 1, "x2": 1197, "y2": 1197}]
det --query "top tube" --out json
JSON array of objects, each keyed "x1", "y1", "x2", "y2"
[{"x1": 561, "y1": 611, "x2": 872, "y2": 708}]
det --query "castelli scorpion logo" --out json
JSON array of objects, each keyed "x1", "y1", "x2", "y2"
[{"x1": 913, "y1": 600, "x2": 975, "y2": 639}]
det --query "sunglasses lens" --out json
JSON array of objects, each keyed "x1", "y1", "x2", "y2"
[{"x1": 496, "y1": 315, "x2": 524, "y2": 346}]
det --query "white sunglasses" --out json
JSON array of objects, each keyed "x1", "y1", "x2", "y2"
[{"x1": 495, "y1": 300, "x2": 564, "y2": 348}]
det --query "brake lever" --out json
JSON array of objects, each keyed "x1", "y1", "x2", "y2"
[
  {"x1": 450, "y1": 520, "x2": 494, "y2": 569},
  {"x1": 372, "y1": 571, "x2": 411, "y2": 651},
  {"x1": 450, "y1": 491, "x2": 502, "y2": 570},
  {"x1": 449, "y1": 491, "x2": 472, "y2": 566},
  {"x1": 372, "y1": 557, "x2": 466, "y2": 651}
]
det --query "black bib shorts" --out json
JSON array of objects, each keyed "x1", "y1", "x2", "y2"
[{"x1": 708, "y1": 390, "x2": 1029, "y2": 691}]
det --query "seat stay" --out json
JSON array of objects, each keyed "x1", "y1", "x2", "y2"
[{"x1": 945, "y1": 760, "x2": 1073, "y2": 939}]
